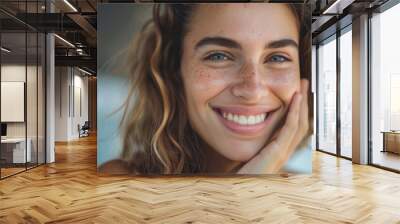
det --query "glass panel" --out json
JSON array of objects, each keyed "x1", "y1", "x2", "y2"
[
  {"x1": 311, "y1": 45, "x2": 317, "y2": 151},
  {"x1": 339, "y1": 28, "x2": 352, "y2": 158},
  {"x1": 1, "y1": 31, "x2": 27, "y2": 177},
  {"x1": 27, "y1": 31, "x2": 38, "y2": 169},
  {"x1": 371, "y1": 3, "x2": 400, "y2": 171},
  {"x1": 0, "y1": 1, "x2": 46, "y2": 178},
  {"x1": 26, "y1": 0, "x2": 40, "y2": 170},
  {"x1": 38, "y1": 32, "x2": 45, "y2": 165},
  {"x1": 317, "y1": 36, "x2": 337, "y2": 154}
]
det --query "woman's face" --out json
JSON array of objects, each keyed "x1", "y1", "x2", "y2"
[{"x1": 181, "y1": 3, "x2": 301, "y2": 162}]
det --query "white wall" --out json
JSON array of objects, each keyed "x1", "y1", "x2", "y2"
[
  {"x1": 54, "y1": 66, "x2": 89, "y2": 141},
  {"x1": 72, "y1": 73, "x2": 89, "y2": 138},
  {"x1": 55, "y1": 66, "x2": 69, "y2": 141}
]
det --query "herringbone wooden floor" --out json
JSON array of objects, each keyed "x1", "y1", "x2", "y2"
[{"x1": 1, "y1": 134, "x2": 400, "y2": 224}]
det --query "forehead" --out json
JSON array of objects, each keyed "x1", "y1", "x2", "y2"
[{"x1": 186, "y1": 3, "x2": 299, "y2": 44}]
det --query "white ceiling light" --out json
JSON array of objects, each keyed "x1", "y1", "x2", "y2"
[
  {"x1": 54, "y1": 34, "x2": 75, "y2": 48},
  {"x1": 63, "y1": 0, "x2": 78, "y2": 12},
  {"x1": 78, "y1": 67, "x2": 93, "y2": 76},
  {"x1": 1, "y1": 47, "x2": 11, "y2": 53},
  {"x1": 323, "y1": 0, "x2": 355, "y2": 15}
]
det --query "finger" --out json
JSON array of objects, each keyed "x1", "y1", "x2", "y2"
[
  {"x1": 260, "y1": 92, "x2": 302, "y2": 158},
  {"x1": 268, "y1": 125, "x2": 282, "y2": 143},
  {"x1": 300, "y1": 79, "x2": 309, "y2": 118},
  {"x1": 270, "y1": 82, "x2": 306, "y2": 144},
  {"x1": 271, "y1": 83, "x2": 307, "y2": 147},
  {"x1": 301, "y1": 79, "x2": 309, "y2": 95},
  {"x1": 277, "y1": 93, "x2": 303, "y2": 162},
  {"x1": 240, "y1": 92, "x2": 303, "y2": 174},
  {"x1": 288, "y1": 80, "x2": 310, "y2": 151},
  {"x1": 275, "y1": 92, "x2": 302, "y2": 144},
  {"x1": 299, "y1": 79, "x2": 310, "y2": 135}
]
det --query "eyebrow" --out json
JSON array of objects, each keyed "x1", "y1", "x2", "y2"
[
  {"x1": 195, "y1": 37, "x2": 241, "y2": 50},
  {"x1": 194, "y1": 36, "x2": 299, "y2": 50},
  {"x1": 266, "y1": 39, "x2": 299, "y2": 49}
]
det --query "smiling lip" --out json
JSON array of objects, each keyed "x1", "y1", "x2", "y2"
[{"x1": 212, "y1": 106, "x2": 277, "y2": 136}]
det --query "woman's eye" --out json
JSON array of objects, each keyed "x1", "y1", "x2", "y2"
[
  {"x1": 267, "y1": 55, "x2": 290, "y2": 63},
  {"x1": 204, "y1": 52, "x2": 232, "y2": 62}
]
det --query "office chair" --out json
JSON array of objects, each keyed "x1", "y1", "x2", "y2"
[{"x1": 79, "y1": 121, "x2": 90, "y2": 138}]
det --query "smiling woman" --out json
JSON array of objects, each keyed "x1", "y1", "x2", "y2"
[{"x1": 99, "y1": 3, "x2": 312, "y2": 175}]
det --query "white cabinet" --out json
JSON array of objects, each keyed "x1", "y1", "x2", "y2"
[{"x1": 1, "y1": 138, "x2": 32, "y2": 163}]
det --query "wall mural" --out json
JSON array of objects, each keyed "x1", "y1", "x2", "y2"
[{"x1": 97, "y1": 3, "x2": 313, "y2": 175}]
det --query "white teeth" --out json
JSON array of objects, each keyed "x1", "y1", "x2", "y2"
[
  {"x1": 233, "y1": 114, "x2": 239, "y2": 122},
  {"x1": 248, "y1": 115, "x2": 255, "y2": 124},
  {"x1": 239, "y1": 115, "x2": 247, "y2": 125},
  {"x1": 221, "y1": 112, "x2": 268, "y2": 125},
  {"x1": 227, "y1": 113, "x2": 233, "y2": 121},
  {"x1": 255, "y1": 115, "x2": 261, "y2": 123}
]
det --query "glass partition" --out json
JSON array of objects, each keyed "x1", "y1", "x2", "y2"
[
  {"x1": 27, "y1": 30, "x2": 38, "y2": 169},
  {"x1": 38, "y1": 32, "x2": 45, "y2": 165},
  {"x1": 339, "y1": 27, "x2": 352, "y2": 158},
  {"x1": 0, "y1": 1, "x2": 46, "y2": 179},
  {"x1": 1, "y1": 31, "x2": 28, "y2": 178},
  {"x1": 370, "y1": 3, "x2": 400, "y2": 171},
  {"x1": 317, "y1": 35, "x2": 337, "y2": 155}
]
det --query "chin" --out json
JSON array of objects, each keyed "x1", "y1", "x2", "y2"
[{"x1": 218, "y1": 141, "x2": 264, "y2": 162}]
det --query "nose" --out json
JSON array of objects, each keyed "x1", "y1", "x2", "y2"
[{"x1": 231, "y1": 62, "x2": 267, "y2": 103}]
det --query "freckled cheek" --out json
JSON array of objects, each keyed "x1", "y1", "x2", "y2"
[
  {"x1": 262, "y1": 68, "x2": 300, "y2": 104},
  {"x1": 183, "y1": 66, "x2": 233, "y2": 104},
  {"x1": 194, "y1": 68, "x2": 232, "y2": 87}
]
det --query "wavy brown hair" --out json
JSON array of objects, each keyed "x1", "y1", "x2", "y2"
[{"x1": 120, "y1": 3, "x2": 311, "y2": 174}]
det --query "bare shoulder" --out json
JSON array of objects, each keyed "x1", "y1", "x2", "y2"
[{"x1": 98, "y1": 159, "x2": 130, "y2": 174}]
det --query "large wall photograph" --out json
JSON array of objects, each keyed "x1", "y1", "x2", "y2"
[{"x1": 98, "y1": 2, "x2": 313, "y2": 175}]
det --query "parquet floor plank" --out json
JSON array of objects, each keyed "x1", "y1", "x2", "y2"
[{"x1": 1, "y1": 134, "x2": 400, "y2": 223}]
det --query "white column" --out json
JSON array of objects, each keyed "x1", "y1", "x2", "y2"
[
  {"x1": 46, "y1": 1, "x2": 55, "y2": 163},
  {"x1": 352, "y1": 14, "x2": 369, "y2": 164}
]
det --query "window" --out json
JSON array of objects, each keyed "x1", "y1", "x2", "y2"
[
  {"x1": 317, "y1": 36, "x2": 337, "y2": 155},
  {"x1": 370, "y1": 2, "x2": 400, "y2": 171},
  {"x1": 339, "y1": 27, "x2": 352, "y2": 158}
]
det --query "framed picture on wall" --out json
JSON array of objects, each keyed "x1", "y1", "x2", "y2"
[
  {"x1": 1, "y1": 81, "x2": 25, "y2": 122},
  {"x1": 97, "y1": 2, "x2": 313, "y2": 175}
]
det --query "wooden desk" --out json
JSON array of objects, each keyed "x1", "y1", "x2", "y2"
[
  {"x1": 1, "y1": 138, "x2": 31, "y2": 163},
  {"x1": 381, "y1": 131, "x2": 400, "y2": 154}
]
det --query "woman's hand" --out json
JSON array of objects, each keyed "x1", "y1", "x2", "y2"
[{"x1": 237, "y1": 79, "x2": 310, "y2": 174}]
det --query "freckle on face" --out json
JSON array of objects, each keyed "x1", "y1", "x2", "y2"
[
  {"x1": 263, "y1": 66, "x2": 299, "y2": 85},
  {"x1": 198, "y1": 69, "x2": 211, "y2": 80},
  {"x1": 190, "y1": 68, "x2": 213, "y2": 91},
  {"x1": 191, "y1": 67, "x2": 228, "y2": 89}
]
